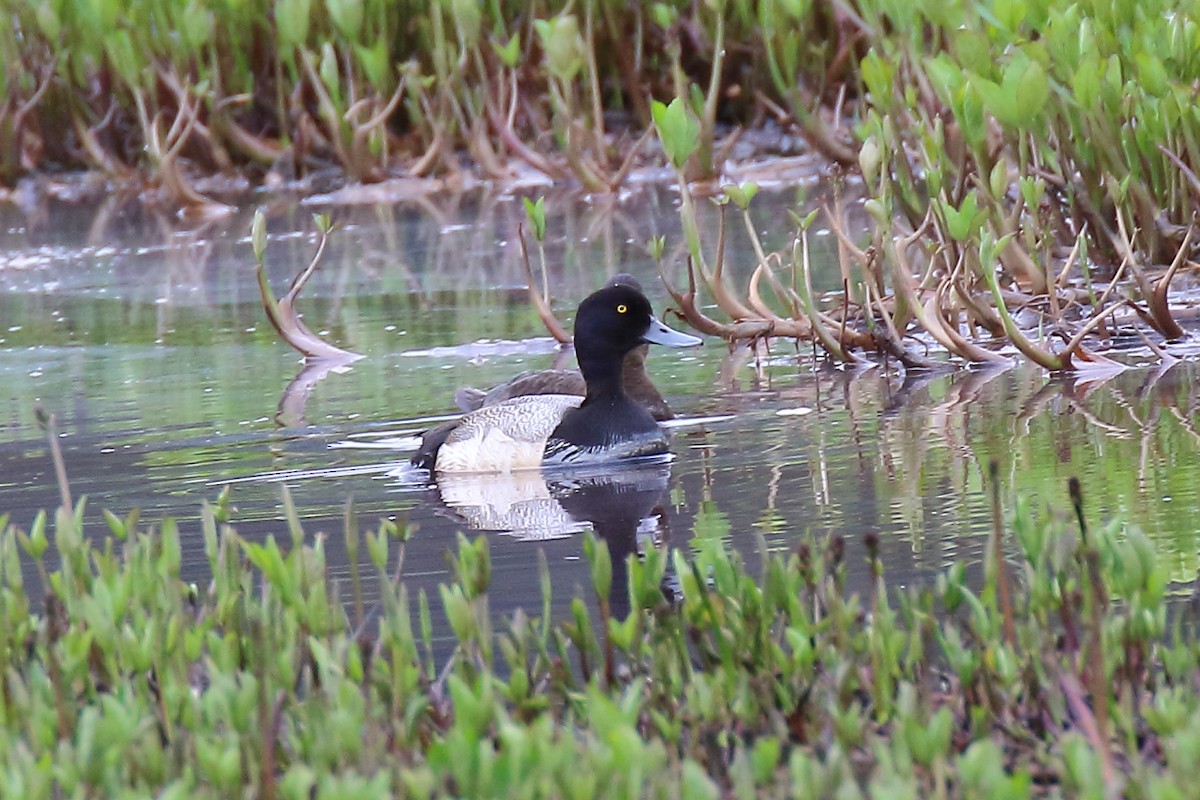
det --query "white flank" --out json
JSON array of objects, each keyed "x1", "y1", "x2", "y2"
[{"x1": 436, "y1": 394, "x2": 583, "y2": 473}]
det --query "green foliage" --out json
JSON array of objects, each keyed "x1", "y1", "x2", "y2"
[
  {"x1": 3, "y1": 0, "x2": 1197, "y2": 273},
  {"x1": 722, "y1": 182, "x2": 759, "y2": 211},
  {"x1": 533, "y1": 14, "x2": 584, "y2": 82},
  {"x1": 522, "y1": 196, "x2": 547, "y2": 242},
  {"x1": 652, "y1": 97, "x2": 700, "y2": 172},
  {"x1": 858, "y1": 0, "x2": 1200, "y2": 259},
  {"x1": 0, "y1": 0, "x2": 821, "y2": 190},
  {"x1": 2, "y1": 485, "x2": 1200, "y2": 796}
]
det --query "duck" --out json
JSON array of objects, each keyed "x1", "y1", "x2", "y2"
[
  {"x1": 412, "y1": 282, "x2": 701, "y2": 473},
  {"x1": 453, "y1": 274, "x2": 673, "y2": 421}
]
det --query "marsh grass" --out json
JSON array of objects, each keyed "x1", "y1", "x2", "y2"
[
  {"x1": 3, "y1": 417, "x2": 1200, "y2": 797},
  {"x1": 8, "y1": 1, "x2": 1198, "y2": 236},
  {"x1": 0, "y1": 0, "x2": 842, "y2": 205},
  {"x1": 9, "y1": 1, "x2": 1200, "y2": 370}
]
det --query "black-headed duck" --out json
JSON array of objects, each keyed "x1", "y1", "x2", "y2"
[
  {"x1": 413, "y1": 283, "x2": 700, "y2": 473},
  {"x1": 453, "y1": 274, "x2": 673, "y2": 421}
]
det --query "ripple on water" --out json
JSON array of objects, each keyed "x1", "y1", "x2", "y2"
[{"x1": 1, "y1": 195, "x2": 1198, "y2": 638}]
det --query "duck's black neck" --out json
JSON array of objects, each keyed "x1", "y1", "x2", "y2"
[
  {"x1": 550, "y1": 342, "x2": 661, "y2": 451},
  {"x1": 577, "y1": 346, "x2": 626, "y2": 402}
]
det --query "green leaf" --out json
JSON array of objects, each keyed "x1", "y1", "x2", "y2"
[
  {"x1": 534, "y1": 15, "x2": 583, "y2": 81},
  {"x1": 989, "y1": 157, "x2": 1008, "y2": 200},
  {"x1": 858, "y1": 136, "x2": 881, "y2": 185},
  {"x1": 992, "y1": 0, "x2": 1027, "y2": 34},
  {"x1": 276, "y1": 0, "x2": 312, "y2": 52},
  {"x1": 1136, "y1": 52, "x2": 1168, "y2": 97},
  {"x1": 650, "y1": 3, "x2": 676, "y2": 29},
  {"x1": 319, "y1": 42, "x2": 342, "y2": 102},
  {"x1": 722, "y1": 182, "x2": 758, "y2": 210},
  {"x1": 251, "y1": 208, "x2": 268, "y2": 262},
  {"x1": 648, "y1": 235, "x2": 666, "y2": 261},
  {"x1": 280, "y1": 765, "x2": 317, "y2": 800},
  {"x1": 969, "y1": 72, "x2": 1015, "y2": 128},
  {"x1": 451, "y1": 0, "x2": 481, "y2": 46},
  {"x1": 84, "y1": 0, "x2": 121, "y2": 31},
  {"x1": 939, "y1": 190, "x2": 986, "y2": 242},
  {"x1": 1072, "y1": 58, "x2": 1100, "y2": 110},
  {"x1": 952, "y1": 30, "x2": 992, "y2": 79},
  {"x1": 681, "y1": 759, "x2": 719, "y2": 800},
  {"x1": 105, "y1": 29, "x2": 141, "y2": 88},
  {"x1": 1103, "y1": 55, "x2": 1124, "y2": 105},
  {"x1": 24, "y1": 511, "x2": 48, "y2": 559},
  {"x1": 325, "y1": 0, "x2": 363, "y2": 40},
  {"x1": 492, "y1": 33, "x2": 521, "y2": 69},
  {"x1": 583, "y1": 533, "x2": 613, "y2": 602},
  {"x1": 651, "y1": 98, "x2": 699, "y2": 170},
  {"x1": 522, "y1": 196, "x2": 546, "y2": 241},
  {"x1": 355, "y1": 40, "x2": 391, "y2": 92},
  {"x1": 1004, "y1": 55, "x2": 1049, "y2": 126},
  {"x1": 35, "y1": 2, "x2": 61, "y2": 41},
  {"x1": 751, "y1": 738, "x2": 781, "y2": 782},
  {"x1": 923, "y1": 53, "x2": 964, "y2": 103},
  {"x1": 860, "y1": 50, "x2": 894, "y2": 110},
  {"x1": 958, "y1": 83, "x2": 988, "y2": 150},
  {"x1": 780, "y1": 0, "x2": 810, "y2": 19},
  {"x1": 178, "y1": 0, "x2": 214, "y2": 52},
  {"x1": 1020, "y1": 171, "x2": 1047, "y2": 207}
]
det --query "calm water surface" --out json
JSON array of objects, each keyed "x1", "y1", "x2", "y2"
[{"x1": 2, "y1": 188, "x2": 1198, "y2": 645}]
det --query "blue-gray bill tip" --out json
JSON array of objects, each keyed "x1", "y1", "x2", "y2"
[{"x1": 641, "y1": 315, "x2": 703, "y2": 348}]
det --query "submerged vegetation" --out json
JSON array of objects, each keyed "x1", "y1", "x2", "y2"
[{"x1": 3, "y1": 467, "x2": 1200, "y2": 797}]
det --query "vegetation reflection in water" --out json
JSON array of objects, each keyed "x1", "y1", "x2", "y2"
[
  {"x1": 0, "y1": 192, "x2": 1198, "y2": 616},
  {"x1": 3, "y1": 190, "x2": 1200, "y2": 794}
]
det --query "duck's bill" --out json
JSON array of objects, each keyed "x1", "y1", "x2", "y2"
[{"x1": 641, "y1": 315, "x2": 703, "y2": 347}]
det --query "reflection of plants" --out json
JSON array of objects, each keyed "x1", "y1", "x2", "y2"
[
  {"x1": 857, "y1": 364, "x2": 1200, "y2": 575},
  {"x1": 6, "y1": 468, "x2": 1200, "y2": 795}
]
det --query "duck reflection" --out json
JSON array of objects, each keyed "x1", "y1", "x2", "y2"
[{"x1": 427, "y1": 460, "x2": 673, "y2": 618}]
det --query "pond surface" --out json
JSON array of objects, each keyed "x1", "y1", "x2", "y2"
[{"x1": 2, "y1": 186, "x2": 1199, "y2": 649}]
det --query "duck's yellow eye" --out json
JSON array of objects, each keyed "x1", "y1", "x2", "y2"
[{"x1": 616, "y1": 304, "x2": 628, "y2": 314}]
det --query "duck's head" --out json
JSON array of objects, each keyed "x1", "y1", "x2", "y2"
[{"x1": 573, "y1": 283, "x2": 701, "y2": 363}]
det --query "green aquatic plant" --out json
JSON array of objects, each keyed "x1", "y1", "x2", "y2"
[
  {"x1": 0, "y1": 2, "x2": 1189, "y2": 188},
  {"x1": 855, "y1": 0, "x2": 1200, "y2": 264},
  {"x1": 254, "y1": 209, "x2": 363, "y2": 362},
  {"x1": 5, "y1": 0, "x2": 1200, "y2": 339},
  {"x1": 642, "y1": 1, "x2": 1200, "y2": 370}
]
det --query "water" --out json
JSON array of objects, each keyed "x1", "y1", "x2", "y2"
[{"x1": 2, "y1": 187, "x2": 1199, "y2": 647}]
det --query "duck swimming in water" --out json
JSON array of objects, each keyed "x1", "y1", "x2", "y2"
[
  {"x1": 412, "y1": 282, "x2": 701, "y2": 473},
  {"x1": 453, "y1": 274, "x2": 673, "y2": 421}
]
